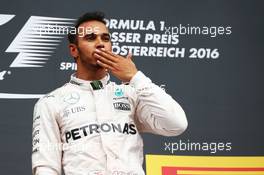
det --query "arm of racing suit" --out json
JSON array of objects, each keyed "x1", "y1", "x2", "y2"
[
  {"x1": 32, "y1": 97, "x2": 62, "y2": 175},
  {"x1": 130, "y1": 71, "x2": 188, "y2": 136}
]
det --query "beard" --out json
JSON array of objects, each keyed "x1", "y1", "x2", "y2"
[{"x1": 78, "y1": 54, "x2": 104, "y2": 71}]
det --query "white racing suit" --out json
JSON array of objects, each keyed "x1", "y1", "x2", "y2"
[{"x1": 32, "y1": 71, "x2": 187, "y2": 175}]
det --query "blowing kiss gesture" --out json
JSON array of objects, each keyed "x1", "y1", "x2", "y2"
[{"x1": 94, "y1": 49, "x2": 138, "y2": 82}]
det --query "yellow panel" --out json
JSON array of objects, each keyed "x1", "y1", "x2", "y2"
[
  {"x1": 146, "y1": 155, "x2": 264, "y2": 175},
  {"x1": 178, "y1": 170, "x2": 264, "y2": 175}
]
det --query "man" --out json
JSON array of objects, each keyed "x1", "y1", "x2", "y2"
[{"x1": 32, "y1": 12, "x2": 187, "y2": 175}]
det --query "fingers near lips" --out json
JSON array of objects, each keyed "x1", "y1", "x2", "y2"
[
  {"x1": 94, "y1": 48, "x2": 118, "y2": 62},
  {"x1": 94, "y1": 50, "x2": 116, "y2": 69}
]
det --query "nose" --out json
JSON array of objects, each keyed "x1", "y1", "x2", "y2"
[{"x1": 95, "y1": 37, "x2": 105, "y2": 49}]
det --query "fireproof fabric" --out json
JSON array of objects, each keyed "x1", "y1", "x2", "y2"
[{"x1": 32, "y1": 71, "x2": 187, "y2": 175}]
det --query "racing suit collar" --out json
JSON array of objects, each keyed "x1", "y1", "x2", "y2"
[{"x1": 69, "y1": 73, "x2": 110, "y2": 90}]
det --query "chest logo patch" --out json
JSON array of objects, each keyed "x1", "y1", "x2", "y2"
[
  {"x1": 114, "y1": 88, "x2": 124, "y2": 97},
  {"x1": 113, "y1": 102, "x2": 131, "y2": 111}
]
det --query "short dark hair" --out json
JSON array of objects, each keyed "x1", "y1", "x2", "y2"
[{"x1": 68, "y1": 11, "x2": 106, "y2": 44}]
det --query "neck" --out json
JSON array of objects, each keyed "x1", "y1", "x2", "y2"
[{"x1": 76, "y1": 64, "x2": 107, "y2": 81}]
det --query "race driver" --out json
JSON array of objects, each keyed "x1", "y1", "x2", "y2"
[{"x1": 32, "y1": 12, "x2": 188, "y2": 175}]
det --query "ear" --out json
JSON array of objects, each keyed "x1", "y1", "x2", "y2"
[{"x1": 69, "y1": 43, "x2": 79, "y2": 58}]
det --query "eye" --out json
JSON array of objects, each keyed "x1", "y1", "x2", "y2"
[
  {"x1": 84, "y1": 33, "x2": 96, "y2": 41},
  {"x1": 101, "y1": 34, "x2": 111, "y2": 42}
]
